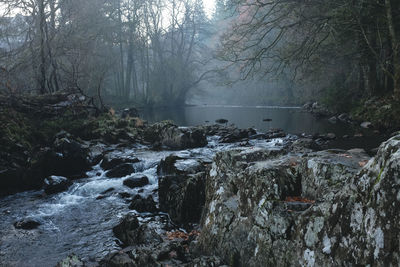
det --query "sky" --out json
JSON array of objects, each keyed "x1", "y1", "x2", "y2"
[{"x1": 203, "y1": 0, "x2": 216, "y2": 17}]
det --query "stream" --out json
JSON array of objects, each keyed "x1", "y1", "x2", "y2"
[{"x1": 0, "y1": 136, "x2": 282, "y2": 267}]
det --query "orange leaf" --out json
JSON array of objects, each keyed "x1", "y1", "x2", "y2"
[
  {"x1": 285, "y1": 196, "x2": 315, "y2": 204},
  {"x1": 359, "y1": 160, "x2": 368, "y2": 167}
]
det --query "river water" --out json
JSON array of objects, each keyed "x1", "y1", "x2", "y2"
[
  {"x1": 0, "y1": 136, "x2": 282, "y2": 267},
  {"x1": 141, "y1": 105, "x2": 385, "y2": 151}
]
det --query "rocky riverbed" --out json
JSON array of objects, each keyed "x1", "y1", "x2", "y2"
[{"x1": 1, "y1": 112, "x2": 400, "y2": 266}]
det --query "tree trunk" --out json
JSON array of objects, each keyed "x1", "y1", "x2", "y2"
[
  {"x1": 385, "y1": 0, "x2": 400, "y2": 99},
  {"x1": 38, "y1": 0, "x2": 47, "y2": 94}
]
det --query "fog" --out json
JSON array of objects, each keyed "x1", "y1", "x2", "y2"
[{"x1": 0, "y1": 0, "x2": 399, "y2": 110}]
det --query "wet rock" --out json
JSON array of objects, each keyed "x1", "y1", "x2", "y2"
[
  {"x1": 338, "y1": 113, "x2": 349, "y2": 122},
  {"x1": 360, "y1": 121, "x2": 373, "y2": 129},
  {"x1": 157, "y1": 155, "x2": 204, "y2": 176},
  {"x1": 157, "y1": 155, "x2": 208, "y2": 225},
  {"x1": 159, "y1": 172, "x2": 206, "y2": 225},
  {"x1": 123, "y1": 175, "x2": 149, "y2": 189},
  {"x1": 14, "y1": 219, "x2": 41, "y2": 230},
  {"x1": 100, "y1": 153, "x2": 140, "y2": 171},
  {"x1": 326, "y1": 132, "x2": 336, "y2": 140},
  {"x1": 265, "y1": 128, "x2": 286, "y2": 139},
  {"x1": 290, "y1": 138, "x2": 320, "y2": 153},
  {"x1": 101, "y1": 187, "x2": 115, "y2": 194},
  {"x1": 42, "y1": 134, "x2": 91, "y2": 178},
  {"x1": 119, "y1": 192, "x2": 131, "y2": 199},
  {"x1": 328, "y1": 116, "x2": 337, "y2": 123},
  {"x1": 219, "y1": 128, "x2": 257, "y2": 143},
  {"x1": 43, "y1": 175, "x2": 72, "y2": 195},
  {"x1": 129, "y1": 195, "x2": 157, "y2": 213},
  {"x1": 106, "y1": 163, "x2": 135, "y2": 178},
  {"x1": 113, "y1": 214, "x2": 162, "y2": 246},
  {"x1": 55, "y1": 254, "x2": 85, "y2": 267},
  {"x1": 144, "y1": 121, "x2": 207, "y2": 150},
  {"x1": 87, "y1": 143, "x2": 105, "y2": 165},
  {"x1": 215, "y1": 119, "x2": 228, "y2": 124}
]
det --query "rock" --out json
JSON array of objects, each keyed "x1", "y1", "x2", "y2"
[
  {"x1": 101, "y1": 187, "x2": 115, "y2": 194},
  {"x1": 198, "y1": 142, "x2": 383, "y2": 266},
  {"x1": 119, "y1": 192, "x2": 131, "y2": 199},
  {"x1": 290, "y1": 138, "x2": 320, "y2": 152},
  {"x1": 87, "y1": 143, "x2": 105, "y2": 165},
  {"x1": 43, "y1": 175, "x2": 72, "y2": 195},
  {"x1": 159, "y1": 172, "x2": 206, "y2": 225},
  {"x1": 265, "y1": 128, "x2": 286, "y2": 139},
  {"x1": 113, "y1": 214, "x2": 162, "y2": 246},
  {"x1": 129, "y1": 195, "x2": 157, "y2": 213},
  {"x1": 100, "y1": 153, "x2": 140, "y2": 171},
  {"x1": 43, "y1": 135, "x2": 91, "y2": 178},
  {"x1": 123, "y1": 175, "x2": 149, "y2": 189},
  {"x1": 328, "y1": 116, "x2": 337, "y2": 123},
  {"x1": 326, "y1": 132, "x2": 336, "y2": 140},
  {"x1": 112, "y1": 214, "x2": 140, "y2": 246},
  {"x1": 157, "y1": 155, "x2": 208, "y2": 225},
  {"x1": 220, "y1": 128, "x2": 257, "y2": 143},
  {"x1": 14, "y1": 219, "x2": 41, "y2": 230},
  {"x1": 121, "y1": 107, "x2": 139, "y2": 118},
  {"x1": 157, "y1": 155, "x2": 204, "y2": 176},
  {"x1": 263, "y1": 118, "x2": 272, "y2": 122},
  {"x1": 55, "y1": 254, "x2": 85, "y2": 267},
  {"x1": 215, "y1": 119, "x2": 228, "y2": 124},
  {"x1": 338, "y1": 113, "x2": 349, "y2": 122},
  {"x1": 144, "y1": 121, "x2": 207, "y2": 150},
  {"x1": 360, "y1": 121, "x2": 373, "y2": 128},
  {"x1": 106, "y1": 163, "x2": 135, "y2": 178}
]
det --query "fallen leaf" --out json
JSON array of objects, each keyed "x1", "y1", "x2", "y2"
[
  {"x1": 359, "y1": 160, "x2": 368, "y2": 167},
  {"x1": 285, "y1": 196, "x2": 315, "y2": 204}
]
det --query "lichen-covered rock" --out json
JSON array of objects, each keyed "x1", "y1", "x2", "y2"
[
  {"x1": 55, "y1": 254, "x2": 85, "y2": 267},
  {"x1": 197, "y1": 138, "x2": 400, "y2": 266}
]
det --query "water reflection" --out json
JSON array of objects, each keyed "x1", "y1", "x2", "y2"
[
  {"x1": 141, "y1": 106, "x2": 350, "y2": 135},
  {"x1": 140, "y1": 105, "x2": 386, "y2": 151}
]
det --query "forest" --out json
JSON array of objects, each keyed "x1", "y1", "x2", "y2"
[
  {"x1": 0, "y1": 0, "x2": 399, "y2": 111},
  {"x1": 1, "y1": 0, "x2": 400, "y2": 266}
]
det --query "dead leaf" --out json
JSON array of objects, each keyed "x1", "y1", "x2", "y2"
[
  {"x1": 359, "y1": 160, "x2": 368, "y2": 167},
  {"x1": 285, "y1": 196, "x2": 315, "y2": 204}
]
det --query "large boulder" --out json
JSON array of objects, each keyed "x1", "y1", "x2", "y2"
[
  {"x1": 105, "y1": 163, "x2": 135, "y2": 178},
  {"x1": 14, "y1": 218, "x2": 41, "y2": 230},
  {"x1": 43, "y1": 175, "x2": 72, "y2": 195},
  {"x1": 100, "y1": 153, "x2": 140, "y2": 171},
  {"x1": 41, "y1": 134, "x2": 91, "y2": 178},
  {"x1": 123, "y1": 175, "x2": 149, "y2": 189},
  {"x1": 198, "y1": 140, "x2": 396, "y2": 266},
  {"x1": 144, "y1": 121, "x2": 207, "y2": 150},
  {"x1": 129, "y1": 195, "x2": 157, "y2": 213},
  {"x1": 113, "y1": 214, "x2": 162, "y2": 247},
  {"x1": 157, "y1": 155, "x2": 209, "y2": 225}
]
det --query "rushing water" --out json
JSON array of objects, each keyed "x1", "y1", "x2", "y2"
[
  {"x1": 0, "y1": 136, "x2": 282, "y2": 267},
  {"x1": 141, "y1": 105, "x2": 386, "y2": 151}
]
